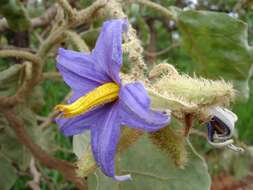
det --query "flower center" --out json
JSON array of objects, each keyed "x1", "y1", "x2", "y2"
[{"x1": 55, "y1": 82, "x2": 120, "y2": 118}]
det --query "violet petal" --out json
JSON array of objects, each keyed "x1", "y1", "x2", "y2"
[
  {"x1": 92, "y1": 19, "x2": 128, "y2": 84},
  {"x1": 91, "y1": 103, "x2": 131, "y2": 181},
  {"x1": 56, "y1": 63, "x2": 99, "y2": 94},
  {"x1": 56, "y1": 105, "x2": 107, "y2": 136},
  {"x1": 56, "y1": 48, "x2": 111, "y2": 90},
  {"x1": 119, "y1": 83, "x2": 170, "y2": 132},
  {"x1": 67, "y1": 90, "x2": 87, "y2": 104}
]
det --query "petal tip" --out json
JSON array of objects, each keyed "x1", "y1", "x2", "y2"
[
  {"x1": 114, "y1": 174, "x2": 132, "y2": 181},
  {"x1": 58, "y1": 47, "x2": 65, "y2": 54}
]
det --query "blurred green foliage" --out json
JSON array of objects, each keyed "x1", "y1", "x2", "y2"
[{"x1": 0, "y1": 0, "x2": 30, "y2": 31}]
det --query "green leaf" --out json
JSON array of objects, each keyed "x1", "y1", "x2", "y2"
[
  {"x1": 178, "y1": 10, "x2": 253, "y2": 80},
  {"x1": 88, "y1": 135, "x2": 211, "y2": 190},
  {"x1": 0, "y1": 103, "x2": 51, "y2": 171},
  {"x1": 0, "y1": 0, "x2": 31, "y2": 31},
  {"x1": 233, "y1": 87, "x2": 253, "y2": 142},
  {"x1": 0, "y1": 121, "x2": 31, "y2": 170},
  {"x1": 0, "y1": 155, "x2": 18, "y2": 190},
  {"x1": 177, "y1": 10, "x2": 253, "y2": 100}
]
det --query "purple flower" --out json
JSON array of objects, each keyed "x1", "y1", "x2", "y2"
[{"x1": 55, "y1": 19, "x2": 170, "y2": 181}]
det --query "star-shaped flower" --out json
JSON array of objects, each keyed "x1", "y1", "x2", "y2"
[{"x1": 55, "y1": 19, "x2": 170, "y2": 181}]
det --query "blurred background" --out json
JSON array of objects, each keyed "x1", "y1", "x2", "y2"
[{"x1": 1, "y1": 0, "x2": 253, "y2": 189}]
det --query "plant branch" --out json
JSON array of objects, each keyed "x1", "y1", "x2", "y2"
[
  {"x1": 57, "y1": 0, "x2": 77, "y2": 19},
  {"x1": 74, "y1": 0, "x2": 108, "y2": 26},
  {"x1": 0, "y1": 50, "x2": 42, "y2": 108},
  {"x1": 134, "y1": 0, "x2": 175, "y2": 20},
  {"x1": 0, "y1": 49, "x2": 41, "y2": 64},
  {"x1": 0, "y1": 5, "x2": 57, "y2": 32},
  {"x1": 37, "y1": 25, "x2": 67, "y2": 60},
  {"x1": 3, "y1": 109, "x2": 88, "y2": 190},
  {"x1": 37, "y1": 0, "x2": 106, "y2": 61},
  {"x1": 65, "y1": 30, "x2": 90, "y2": 51}
]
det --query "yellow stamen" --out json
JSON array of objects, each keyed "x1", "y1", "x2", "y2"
[{"x1": 55, "y1": 82, "x2": 120, "y2": 118}]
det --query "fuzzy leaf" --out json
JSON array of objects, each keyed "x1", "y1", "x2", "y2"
[
  {"x1": 0, "y1": 117, "x2": 31, "y2": 170},
  {"x1": 177, "y1": 10, "x2": 253, "y2": 100},
  {"x1": 88, "y1": 135, "x2": 211, "y2": 190},
  {"x1": 0, "y1": 155, "x2": 18, "y2": 190},
  {"x1": 0, "y1": 104, "x2": 52, "y2": 171},
  {"x1": 178, "y1": 10, "x2": 253, "y2": 80}
]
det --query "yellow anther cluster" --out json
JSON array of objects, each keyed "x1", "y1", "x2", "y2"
[{"x1": 55, "y1": 82, "x2": 120, "y2": 118}]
